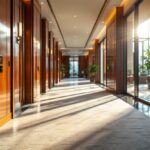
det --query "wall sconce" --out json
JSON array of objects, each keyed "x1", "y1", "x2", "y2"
[{"x1": 17, "y1": 22, "x2": 22, "y2": 44}]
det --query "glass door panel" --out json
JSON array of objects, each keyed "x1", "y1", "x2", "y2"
[{"x1": 127, "y1": 12, "x2": 135, "y2": 95}]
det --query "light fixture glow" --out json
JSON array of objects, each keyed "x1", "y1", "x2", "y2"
[
  {"x1": 73, "y1": 15, "x2": 77, "y2": 18},
  {"x1": 17, "y1": 22, "x2": 22, "y2": 44}
]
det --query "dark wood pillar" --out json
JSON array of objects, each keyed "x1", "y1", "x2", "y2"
[
  {"x1": 56, "y1": 41, "x2": 59, "y2": 83},
  {"x1": 48, "y1": 31, "x2": 54, "y2": 88},
  {"x1": 59, "y1": 51, "x2": 62, "y2": 80},
  {"x1": 94, "y1": 39, "x2": 100, "y2": 83},
  {"x1": 53, "y1": 38, "x2": 56, "y2": 85},
  {"x1": 61, "y1": 56, "x2": 69, "y2": 78},
  {"x1": 106, "y1": 7, "x2": 124, "y2": 94},
  {"x1": 79, "y1": 56, "x2": 88, "y2": 78},
  {"x1": 23, "y1": 0, "x2": 41, "y2": 104},
  {"x1": 41, "y1": 18, "x2": 49, "y2": 93}
]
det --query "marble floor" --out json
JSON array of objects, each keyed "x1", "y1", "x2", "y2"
[{"x1": 1, "y1": 78, "x2": 150, "y2": 150}]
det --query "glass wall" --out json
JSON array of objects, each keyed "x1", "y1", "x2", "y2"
[
  {"x1": 127, "y1": 12, "x2": 135, "y2": 95},
  {"x1": 99, "y1": 39, "x2": 106, "y2": 85},
  {"x1": 138, "y1": 0, "x2": 150, "y2": 101}
]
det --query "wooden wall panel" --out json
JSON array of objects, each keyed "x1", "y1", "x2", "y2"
[
  {"x1": 48, "y1": 31, "x2": 54, "y2": 88},
  {"x1": 0, "y1": 0, "x2": 11, "y2": 125},
  {"x1": 79, "y1": 56, "x2": 88, "y2": 78},
  {"x1": 106, "y1": 7, "x2": 124, "y2": 93},
  {"x1": 41, "y1": 19, "x2": 49, "y2": 93}
]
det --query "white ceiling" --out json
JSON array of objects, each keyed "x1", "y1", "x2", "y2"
[
  {"x1": 48, "y1": 0, "x2": 106, "y2": 48},
  {"x1": 40, "y1": 0, "x2": 135, "y2": 56}
]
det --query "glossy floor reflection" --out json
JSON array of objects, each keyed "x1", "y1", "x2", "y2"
[{"x1": 0, "y1": 78, "x2": 150, "y2": 150}]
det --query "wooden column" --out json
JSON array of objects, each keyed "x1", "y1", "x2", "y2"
[
  {"x1": 88, "y1": 49, "x2": 94, "y2": 67},
  {"x1": 61, "y1": 56, "x2": 69, "y2": 78},
  {"x1": 48, "y1": 31, "x2": 54, "y2": 88},
  {"x1": 41, "y1": 18, "x2": 49, "y2": 93},
  {"x1": 94, "y1": 39, "x2": 100, "y2": 83},
  {"x1": 106, "y1": 7, "x2": 124, "y2": 94},
  {"x1": 79, "y1": 56, "x2": 88, "y2": 78},
  {"x1": 53, "y1": 38, "x2": 56, "y2": 85},
  {"x1": 59, "y1": 51, "x2": 62, "y2": 80},
  {"x1": 56, "y1": 41, "x2": 59, "y2": 83},
  {"x1": 23, "y1": 0, "x2": 41, "y2": 104}
]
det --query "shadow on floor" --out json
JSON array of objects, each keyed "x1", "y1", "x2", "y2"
[
  {"x1": 21, "y1": 90, "x2": 111, "y2": 117},
  {"x1": 0, "y1": 92, "x2": 118, "y2": 136}
]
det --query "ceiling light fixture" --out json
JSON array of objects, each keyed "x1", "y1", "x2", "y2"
[
  {"x1": 73, "y1": 15, "x2": 77, "y2": 18},
  {"x1": 73, "y1": 26, "x2": 77, "y2": 29}
]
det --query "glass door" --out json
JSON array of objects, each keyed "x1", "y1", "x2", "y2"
[
  {"x1": 69, "y1": 57, "x2": 79, "y2": 78},
  {"x1": 126, "y1": 11, "x2": 135, "y2": 95},
  {"x1": 100, "y1": 38, "x2": 106, "y2": 85}
]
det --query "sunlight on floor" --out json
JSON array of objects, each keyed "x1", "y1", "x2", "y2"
[{"x1": 0, "y1": 78, "x2": 150, "y2": 150}]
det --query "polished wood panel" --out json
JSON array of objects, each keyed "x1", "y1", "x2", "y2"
[
  {"x1": 0, "y1": 0, "x2": 11, "y2": 122},
  {"x1": 79, "y1": 56, "x2": 88, "y2": 78},
  {"x1": 48, "y1": 31, "x2": 54, "y2": 88},
  {"x1": 106, "y1": 7, "x2": 124, "y2": 93},
  {"x1": 41, "y1": 19, "x2": 49, "y2": 93}
]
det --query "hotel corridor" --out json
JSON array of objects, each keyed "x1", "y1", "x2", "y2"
[{"x1": 0, "y1": 79, "x2": 150, "y2": 150}]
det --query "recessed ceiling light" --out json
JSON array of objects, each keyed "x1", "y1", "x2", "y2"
[
  {"x1": 73, "y1": 26, "x2": 77, "y2": 29},
  {"x1": 73, "y1": 15, "x2": 77, "y2": 18}
]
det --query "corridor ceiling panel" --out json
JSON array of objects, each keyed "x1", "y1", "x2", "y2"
[{"x1": 48, "y1": 0, "x2": 105, "y2": 48}]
